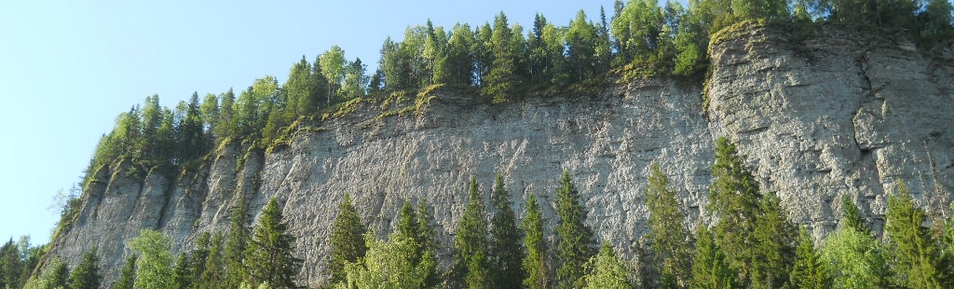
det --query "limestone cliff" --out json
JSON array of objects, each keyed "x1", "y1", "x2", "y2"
[{"x1": 48, "y1": 23, "x2": 954, "y2": 286}]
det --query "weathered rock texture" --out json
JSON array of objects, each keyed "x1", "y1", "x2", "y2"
[{"x1": 49, "y1": 23, "x2": 954, "y2": 287}]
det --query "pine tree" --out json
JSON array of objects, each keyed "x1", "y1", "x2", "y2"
[
  {"x1": 884, "y1": 182, "x2": 945, "y2": 289},
  {"x1": 111, "y1": 256, "x2": 136, "y2": 289},
  {"x1": 328, "y1": 193, "x2": 368, "y2": 285},
  {"x1": 788, "y1": 227, "x2": 830, "y2": 289},
  {"x1": 245, "y1": 197, "x2": 302, "y2": 289},
  {"x1": 523, "y1": 193, "x2": 550, "y2": 289},
  {"x1": 555, "y1": 171, "x2": 596, "y2": 289},
  {"x1": 689, "y1": 225, "x2": 737, "y2": 289},
  {"x1": 489, "y1": 174, "x2": 525, "y2": 289},
  {"x1": 68, "y1": 248, "x2": 102, "y2": 289},
  {"x1": 645, "y1": 163, "x2": 692, "y2": 288},
  {"x1": 172, "y1": 253, "x2": 193, "y2": 289},
  {"x1": 454, "y1": 177, "x2": 491, "y2": 289},
  {"x1": 224, "y1": 197, "x2": 250, "y2": 289},
  {"x1": 582, "y1": 244, "x2": 635, "y2": 289},
  {"x1": 130, "y1": 229, "x2": 174, "y2": 289}
]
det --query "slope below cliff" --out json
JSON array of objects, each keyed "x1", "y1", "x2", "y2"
[{"x1": 49, "y1": 23, "x2": 954, "y2": 286}]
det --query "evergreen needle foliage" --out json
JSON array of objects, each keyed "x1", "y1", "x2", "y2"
[
  {"x1": 454, "y1": 177, "x2": 491, "y2": 289},
  {"x1": 245, "y1": 198, "x2": 302, "y2": 289},
  {"x1": 555, "y1": 171, "x2": 596, "y2": 289},
  {"x1": 645, "y1": 163, "x2": 692, "y2": 288},
  {"x1": 328, "y1": 194, "x2": 368, "y2": 285},
  {"x1": 489, "y1": 174, "x2": 526, "y2": 289},
  {"x1": 522, "y1": 193, "x2": 551, "y2": 289}
]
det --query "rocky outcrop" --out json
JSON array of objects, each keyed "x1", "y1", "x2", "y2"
[{"x1": 49, "y1": 23, "x2": 954, "y2": 287}]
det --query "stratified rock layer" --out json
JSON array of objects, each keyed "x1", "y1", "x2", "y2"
[{"x1": 51, "y1": 24, "x2": 953, "y2": 286}]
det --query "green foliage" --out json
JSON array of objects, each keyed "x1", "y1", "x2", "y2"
[
  {"x1": 68, "y1": 248, "x2": 102, "y2": 289},
  {"x1": 0, "y1": 239, "x2": 23, "y2": 289},
  {"x1": 244, "y1": 198, "x2": 302, "y2": 289},
  {"x1": 645, "y1": 163, "x2": 692, "y2": 288},
  {"x1": 39, "y1": 259, "x2": 70, "y2": 289},
  {"x1": 582, "y1": 244, "x2": 635, "y2": 289},
  {"x1": 111, "y1": 256, "x2": 136, "y2": 289},
  {"x1": 884, "y1": 182, "x2": 946, "y2": 289},
  {"x1": 708, "y1": 137, "x2": 761, "y2": 285},
  {"x1": 130, "y1": 229, "x2": 174, "y2": 289},
  {"x1": 173, "y1": 253, "x2": 193, "y2": 289},
  {"x1": 523, "y1": 193, "x2": 551, "y2": 289},
  {"x1": 339, "y1": 232, "x2": 437, "y2": 289},
  {"x1": 689, "y1": 225, "x2": 738, "y2": 289},
  {"x1": 319, "y1": 45, "x2": 347, "y2": 103},
  {"x1": 788, "y1": 227, "x2": 831, "y2": 289},
  {"x1": 820, "y1": 225, "x2": 889, "y2": 289},
  {"x1": 329, "y1": 194, "x2": 368, "y2": 285},
  {"x1": 453, "y1": 177, "x2": 491, "y2": 288},
  {"x1": 555, "y1": 171, "x2": 596, "y2": 289},
  {"x1": 224, "y1": 197, "x2": 250, "y2": 289},
  {"x1": 197, "y1": 233, "x2": 225, "y2": 289},
  {"x1": 840, "y1": 196, "x2": 868, "y2": 234},
  {"x1": 483, "y1": 12, "x2": 519, "y2": 103},
  {"x1": 750, "y1": 193, "x2": 797, "y2": 289},
  {"x1": 489, "y1": 174, "x2": 525, "y2": 289}
]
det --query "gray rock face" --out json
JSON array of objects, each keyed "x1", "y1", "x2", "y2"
[{"x1": 49, "y1": 24, "x2": 953, "y2": 287}]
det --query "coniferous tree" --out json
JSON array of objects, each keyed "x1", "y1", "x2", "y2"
[
  {"x1": 708, "y1": 137, "x2": 761, "y2": 285},
  {"x1": 454, "y1": 177, "x2": 491, "y2": 289},
  {"x1": 68, "y1": 248, "x2": 102, "y2": 289},
  {"x1": 884, "y1": 182, "x2": 946, "y2": 289},
  {"x1": 43, "y1": 260, "x2": 71, "y2": 289},
  {"x1": 555, "y1": 171, "x2": 596, "y2": 289},
  {"x1": 565, "y1": 10, "x2": 599, "y2": 81},
  {"x1": 484, "y1": 12, "x2": 518, "y2": 103},
  {"x1": 840, "y1": 196, "x2": 868, "y2": 234},
  {"x1": 489, "y1": 174, "x2": 525, "y2": 289},
  {"x1": 172, "y1": 253, "x2": 193, "y2": 289},
  {"x1": 788, "y1": 227, "x2": 830, "y2": 289},
  {"x1": 244, "y1": 198, "x2": 302, "y2": 289},
  {"x1": 415, "y1": 200, "x2": 440, "y2": 289},
  {"x1": 689, "y1": 225, "x2": 737, "y2": 289},
  {"x1": 523, "y1": 193, "x2": 550, "y2": 289},
  {"x1": 190, "y1": 232, "x2": 212, "y2": 286},
  {"x1": 111, "y1": 256, "x2": 136, "y2": 289},
  {"x1": 130, "y1": 229, "x2": 174, "y2": 289},
  {"x1": 328, "y1": 194, "x2": 368, "y2": 285},
  {"x1": 645, "y1": 163, "x2": 692, "y2": 288},
  {"x1": 0, "y1": 239, "x2": 21, "y2": 289},
  {"x1": 197, "y1": 233, "x2": 225, "y2": 289},
  {"x1": 582, "y1": 244, "x2": 635, "y2": 289},
  {"x1": 750, "y1": 193, "x2": 797, "y2": 289},
  {"x1": 224, "y1": 197, "x2": 250, "y2": 289}
]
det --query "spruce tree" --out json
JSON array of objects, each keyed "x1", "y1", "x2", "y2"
[
  {"x1": 708, "y1": 137, "x2": 762, "y2": 285},
  {"x1": 172, "y1": 253, "x2": 193, "y2": 289},
  {"x1": 689, "y1": 225, "x2": 737, "y2": 289},
  {"x1": 245, "y1": 197, "x2": 302, "y2": 289},
  {"x1": 415, "y1": 200, "x2": 440, "y2": 288},
  {"x1": 484, "y1": 12, "x2": 518, "y2": 103},
  {"x1": 489, "y1": 174, "x2": 525, "y2": 289},
  {"x1": 645, "y1": 163, "x2": 692, "y2": 288},
  {"x1": 328, "y1": 193, "x2": 368, "y2": 284},
  {"x1": 111, "y1": 256, "x2": 136, "y2": 289},
  {"x1": 190, "y1": 232, "x2": 212, "y2": 285},
  {"x1": 788, "y1": 227, "x2": 830, "y2": 289},
  {"x1": 582, "y1": 244, "x2": 634, "y2": 289},
  {"x1": 555, "y1": 171, "x2": 596, "y2": 289},
  {"x1": 68, "y1": 248, "x2": 102, "y2": 289},
  {"x1": 224, "y1": 197, "x2": 250, "y2": 289},
  {"x1": 750, "y1": 193, "x2": 797, "y2": 289},
  {"x1": 44, "y1": 260, "x2": 71, "y2": 289},
  {"x1": 840, "y1": 196, "x2": 868, "y2": 234},
  {"x1": 523, "y1": 193, "x2": 550, "y2": 289},
  {"x1": 197, "y1": 233, "x2": 225, "y2": 289},
  {"x1": 884, "y1": 182, "x2": 945, "y2": 289},
  {"x1": 454, "y1": 177, "x2": 491, "y2": 289},
  {"x1": 0, "y1": 240, "x2": 21, "y2": 289}
]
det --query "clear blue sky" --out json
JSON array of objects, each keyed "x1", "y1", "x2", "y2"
[{"x1": 0, "y1": 0, "x2": 615, "y2": 244}]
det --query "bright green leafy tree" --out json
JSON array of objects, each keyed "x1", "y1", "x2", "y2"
[
  {"x1": 130, "y1": 229, "x2": 174, "y2": 289},
  {"x1": 582, "y1": 243, "x2": 635, "y2": 289}
]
